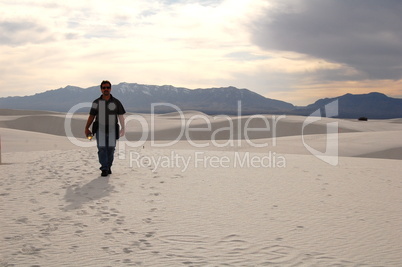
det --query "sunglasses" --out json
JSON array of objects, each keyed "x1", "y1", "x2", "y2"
[{"x1": 101, "y1": 86, "x2": 111, "y2": 90}]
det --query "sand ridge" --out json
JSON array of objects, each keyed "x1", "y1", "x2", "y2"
[{"x1": 1, "y1": 109, "x2": 402, "y2": 159}]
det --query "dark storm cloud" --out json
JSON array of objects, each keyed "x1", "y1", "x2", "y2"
[{"x1": 251, "y1": 0, "x2": 402, "y2": 80}]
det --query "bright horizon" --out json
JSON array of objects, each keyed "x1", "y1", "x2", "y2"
[{"x1": 1, "y1": 0, "x2": 402, "y2": 105}]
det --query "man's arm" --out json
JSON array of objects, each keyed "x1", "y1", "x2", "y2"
[
  {"x1": 118, "y1": 114, "x2": 125, "y2": 137},
  {"x1": 85, "y1": 115, "x2": 95, "y2": 137}
]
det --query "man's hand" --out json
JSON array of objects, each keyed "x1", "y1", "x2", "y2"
[
  {"x1": 119, "y1": 128, "x2": 125, "y2": 137},
  {"x1": 85, "y1": 128, "x2": 92, "y2": 137},
  {"x1": 85, "y1": 115, "x2": 95, "y2": 137}
]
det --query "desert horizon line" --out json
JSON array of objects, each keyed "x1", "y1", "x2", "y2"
[{"x1": 2, "y1": 81, "x2": 402, "y2": 104}]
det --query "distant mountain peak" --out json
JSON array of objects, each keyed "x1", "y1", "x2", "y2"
[
  {"x1": 0, "y1": 83, "x2": 400, "y2": 118},
  {"x1": 342, "y1": 92, "x2": 387, "y2": 98},
  {"x1": 294, "y1": 91, "x2": 402, "y2": 119}
]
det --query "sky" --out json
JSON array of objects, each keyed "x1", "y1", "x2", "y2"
[{"x1": 1, "y1": 0, "x2": 402, "y2": 105}]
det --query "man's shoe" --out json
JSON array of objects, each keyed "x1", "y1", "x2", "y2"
[
  {"x1": 108, "y1": 168, "x2": 112, "y2": 174},
  {"x1": 101, "y1": 170, "x2": 109, "y2": 177}
]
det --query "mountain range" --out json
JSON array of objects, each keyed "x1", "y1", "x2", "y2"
[{"x1": 0, "y1": 82, "x2": 401, "y2": 119}]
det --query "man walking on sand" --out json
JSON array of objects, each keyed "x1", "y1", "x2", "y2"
[{"x1": 85, "y1": 80, "x2": 126, "y2": 177}]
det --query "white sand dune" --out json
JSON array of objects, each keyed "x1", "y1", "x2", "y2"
[
  {"x1": 0, "y1": 128, "x2": 82, "y2": 152},
  {"x1": 1, "y1": 109, "x2": 401, "y2": 266},
  {"x1": 0, "y1": 109, "x2": 62, "y2": 116},
  {"x1": 3, "y1": 110, "x2": 402, "y2": 157}
]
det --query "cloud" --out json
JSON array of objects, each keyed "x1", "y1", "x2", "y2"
[
  {"x1": 250, "y1": 0, "x2": 402, "y2": 80},
  {"x1": 1, "y1": 0, "x2": 401, "y2": 105},
  {"x1": 0, "y1": 20, "x2": 55, "y2": 45},
  {"x1": 0, "y1": 0, "x2": 267, "y2": 95}
]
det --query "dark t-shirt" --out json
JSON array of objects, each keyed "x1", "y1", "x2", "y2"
[{"x1": 89, "y1": 94, "x2": 126, "y2": 135}]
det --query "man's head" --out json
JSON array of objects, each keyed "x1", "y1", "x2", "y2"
[{"x1": 100, "y1": 80, "x2": 112, "y2": 96}]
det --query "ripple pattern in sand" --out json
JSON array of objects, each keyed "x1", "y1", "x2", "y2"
[{"x1": 0, "y1": 148, "x2": 397, "y2": 266}]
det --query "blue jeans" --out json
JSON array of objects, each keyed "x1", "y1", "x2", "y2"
[{"x1": 96, "y1": 133, "x2": 116, "y2": 171}]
